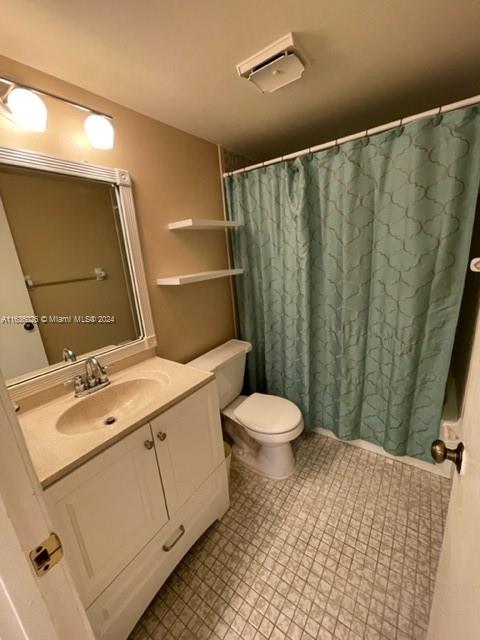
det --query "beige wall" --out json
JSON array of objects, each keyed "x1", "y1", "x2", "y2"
[{"x1": 0, "y1": 55, "x2": 235, "y2": 363}]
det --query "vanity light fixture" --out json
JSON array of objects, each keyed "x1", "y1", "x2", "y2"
[
  {"x1": 84, "y1": 114, "x2": 114, "y2": 150},
  {"x1": 4, "y1": 86, "x2": 48, "y2": 132},
  {"x1": 0, "y1": 76, "x2": 114, "y2": 149}
]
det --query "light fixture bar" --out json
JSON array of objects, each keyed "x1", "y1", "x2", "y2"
[{"x1": 0, "y1": 75, "x2": 112, "y2": 120}]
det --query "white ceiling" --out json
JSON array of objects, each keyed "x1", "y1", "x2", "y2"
[{"x1": 0, "y1": 0, "x2": 479, "y2": 161}]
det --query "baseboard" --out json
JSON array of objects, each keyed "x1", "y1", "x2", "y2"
[{"x1": 311, "y1": 427, "x2": 452, "y2": 479}]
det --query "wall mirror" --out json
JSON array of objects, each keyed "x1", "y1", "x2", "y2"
[{"x1": 0, "y1": 146, "x2": 155, "y2": 395}]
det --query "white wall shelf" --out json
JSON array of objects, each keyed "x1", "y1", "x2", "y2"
[
  {"x1": 167, "y1": 218, "x2": 241, "y2": 230},
  {"x1": 156, "y1": 268, "x2": 244, "y2": 286}
]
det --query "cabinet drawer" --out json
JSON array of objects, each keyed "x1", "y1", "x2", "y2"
[
  {"x1": 87, "y1": 462, "x2": 229, "y2": 640},
  {"x1": 44, "y1": 424, "x2": 168, "y2": 607},
  {"x1": 151, "y1": 382, "x2": 224, "y2": 514}
]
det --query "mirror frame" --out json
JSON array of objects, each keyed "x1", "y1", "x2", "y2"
[{"x1": 0, "y1": 145, "x2": 156, "y2": 400}]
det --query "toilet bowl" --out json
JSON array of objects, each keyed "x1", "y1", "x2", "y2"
[
  {"x1": 223, "y1": 393, "x2": 304, "y2": 478},
  {"x1": 187, "y1": 340, "x2": 304, "y2": 479}
]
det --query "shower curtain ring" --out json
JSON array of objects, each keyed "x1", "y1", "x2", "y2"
[
  {"x1": 395, "y1": 118, "x2": 404, "y2": 136},
  {"x1": 363, "y1": 129, "x2": 370, "y2": 146}
]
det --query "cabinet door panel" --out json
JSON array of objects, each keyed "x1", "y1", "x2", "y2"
[
  {"x1": 44, "y1": 424, "x2": 168, "y2": 607},
  {"x1": 87, "y1": 464, "x2": 230, "y2": 640},
  {"x1": 151, "y1": 382, "x2": 223, "y2": 514}
]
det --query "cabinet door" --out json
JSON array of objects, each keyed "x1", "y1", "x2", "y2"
[
  {"x1": 44, "y1": 424, "x2": 168, "y2": 607},
  {"x1": 151, "y1": 382, "x2": 224, "y2": 515}
]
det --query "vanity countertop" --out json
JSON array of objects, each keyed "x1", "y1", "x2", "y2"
[{"x1": 17, "y1": 357, "x2": 214, "y2": 488}]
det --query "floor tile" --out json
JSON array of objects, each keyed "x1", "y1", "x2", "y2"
[{"x1": 129, "y1": 434, "x2": 450, "y2": 640}]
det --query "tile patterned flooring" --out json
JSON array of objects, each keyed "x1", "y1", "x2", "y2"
[{"x1": 129, "y1": 433, "x2": 451, "y2": 640}]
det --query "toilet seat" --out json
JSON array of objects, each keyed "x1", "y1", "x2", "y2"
[{"x1": 233, "y1": 393, "x2": 302, "y2": 435}]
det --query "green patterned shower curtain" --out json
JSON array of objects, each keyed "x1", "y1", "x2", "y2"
[{"x1": 225, "y1": 107, "x2": 480, "y2": 461}]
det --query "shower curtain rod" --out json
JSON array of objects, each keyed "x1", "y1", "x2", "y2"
[{"x1": 223, "y1": 94, "x2": 480, "y2": 177}]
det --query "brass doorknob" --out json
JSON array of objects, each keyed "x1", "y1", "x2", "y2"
[{"x1": 431, "y1": 439, "x2": 464, "y2": 474}]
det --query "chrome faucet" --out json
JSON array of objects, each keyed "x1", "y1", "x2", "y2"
[
  {"x1": 62, "y1": 347, "x2": 77, "y2": 362},
  {"x1": 85, "y1": 357, "x2": 108, "y2": 386},
  {"x1": 65, "y1": 356, "x2": 110, "y2": 397}
]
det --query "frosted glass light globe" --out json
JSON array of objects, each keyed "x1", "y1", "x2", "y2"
[
  {"x1": 84, "y1": 114, "x2": 114, "y2": 149},
  {"x1": 6, "y1": 87, "x2": 47, "y2": 132}
]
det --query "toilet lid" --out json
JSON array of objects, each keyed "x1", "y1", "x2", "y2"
[{"x1": 233, "y1": 393, "x2": 302, "y2": 435}]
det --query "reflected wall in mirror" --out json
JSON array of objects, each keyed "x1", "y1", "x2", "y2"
[{"x1": 0, "y1": 165, "x2": 141, "y2": 382}]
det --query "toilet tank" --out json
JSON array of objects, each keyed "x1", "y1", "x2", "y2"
[{"x1": 187, "y1": 340, "x2": 252, "y2": 409}]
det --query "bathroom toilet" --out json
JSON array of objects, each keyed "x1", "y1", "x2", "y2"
[{"x1": 188, "y1": 340, "x2": 304, "y2": 479}]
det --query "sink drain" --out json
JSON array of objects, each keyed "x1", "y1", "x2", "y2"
[{"x1": 104, "y1": 416, "x2": 117, "y2": 426}]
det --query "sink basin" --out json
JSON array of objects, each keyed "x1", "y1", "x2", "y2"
[{"x1": 56, "y1": 377, "x2": 169, "y2": 435}]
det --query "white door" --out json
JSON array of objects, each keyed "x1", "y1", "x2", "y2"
[
  {"x1": 0, "y1": 370, "x2": 95, "y2": 640},
  {"x1": 427, "y1": 306, "x2": 480, "y2": 639},
  {"x1": 44, "y1": 423, "x2": 169, "y2": 607},
  {"x1": 151, "y1": 382, "x2": 224, "y2": 515},
  {"x1": 0, "y1": 195, "x2": 48, "y2": 378}
]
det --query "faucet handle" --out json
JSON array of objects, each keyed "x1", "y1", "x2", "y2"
[{"x1": 64, "y1": 375, "x2": 86, "y2": 395}]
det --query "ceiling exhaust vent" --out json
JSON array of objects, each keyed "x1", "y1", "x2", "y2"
[{"x1": 236, "y1": 33, "x2": 305, "y2": 94}]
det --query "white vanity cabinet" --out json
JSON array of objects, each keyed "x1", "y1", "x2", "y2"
[
  {"x1": 44, "y1": 423, "x2": 168, "y2": 607},
  {"x1": 151, "y1": 382, "x2": 225, "y2": 515},
  {"x1": 44, "y1": 381, "x2": 229, "y2": 640}
]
